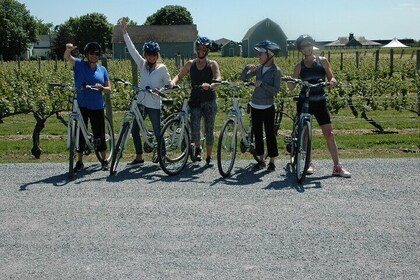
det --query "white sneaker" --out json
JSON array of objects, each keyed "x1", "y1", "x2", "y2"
[
  {"x1": 332, "y1": 165, "x2": 351, "y2": 178},
  {"x1": 307, "y1": 162, "x2": 315, "y2": 175}
]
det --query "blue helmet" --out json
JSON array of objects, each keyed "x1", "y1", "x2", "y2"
[
  {"x1": 254, "y1": 40, "x2": 280, "y2": 56},
  {"x1": 143, "y1": 41, "x2": 160, "y2": 53},
  {"x1": 195, "y1": 36, "x2": 211, "y2": 47}
]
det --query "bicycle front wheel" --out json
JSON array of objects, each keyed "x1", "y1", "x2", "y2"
[
  {"x1": 110, "y1": 122, "x2": 130, "y2": 175},
  {"x1": 296, "y1": 120, "x2": 312, "y2": 184},
  {"x1": 68, "y1": 119, "x2": 77, "y2": 180},
  {"x1": 94, "y1": 116, "x2": 114, "y2": 163},
  {"x1": 158, "y1": 118, "x2": 190, "y2": 176},
  {"x1": 217, "y1": 119, "x2": 237, "y2": 178}
]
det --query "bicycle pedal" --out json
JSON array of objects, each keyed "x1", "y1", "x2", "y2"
[{"x1": 284, "y1": 136, "x2": 292, "y2": 143}]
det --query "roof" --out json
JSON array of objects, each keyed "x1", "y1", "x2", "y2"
[
  {"x1": 382, "y1": 38, "x2": 408, "y2": 48},
  {"x1": 214, "y1": 38, "x2": 232, "y2": 46},
  {"x1": 325, "y1": 36, "x2": 381, "y2": 47},
  {"x1": 112, "y1": 24, "x2": 198, "y2": 43},
  {"x1": 242, "y1": 18, "x2": 287, "y2": 41}
]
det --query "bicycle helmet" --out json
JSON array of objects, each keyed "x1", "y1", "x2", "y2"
[
  {"x1": 195, "y1": 36, "x2": 211, "y2": 47},
  {"x1": 295, "y1": 34, "x2": 315, "y2": 51},
  {"x1": 83, "y1": 42, "x2": 102, "y2": 56},
  {"x1": 143, "y1": 41, "x2": 160, "y2": 53},
  {"x1": 254, "y1": 40, "x2": 281, "y2": 56}
]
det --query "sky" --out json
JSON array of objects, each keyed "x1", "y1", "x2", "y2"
[{"x1": 18, "y1": 0, "x2": 420, "y2": 42}]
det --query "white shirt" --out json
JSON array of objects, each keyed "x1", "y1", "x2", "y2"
[{"x1": 123, "y1": 33, "x2": 171, "y2": 109}]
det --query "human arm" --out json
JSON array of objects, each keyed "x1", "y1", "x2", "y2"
[
  {"x1": 286, "y1": 63, "x2": 301, "y2": 91},
  {"x1": 239, "y1": 64, "x2": 257, "y2": 81},
  {"x1": 320, "y1": 57, "x2": 337, "y2": 88},
  {"x1": 170, "y1": 60, "x2": 192, "y2": 87},
  {"x1": 64, "y1": 43, "x2": 77, "y2": 67},
  {"x1": 121, "y1": 17, "x2": 145, "y2": 68}
]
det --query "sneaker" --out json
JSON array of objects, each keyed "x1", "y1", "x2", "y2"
[
  {"x1": 332, "y1": 165, "x2": 351, "y2": 178},
  {"x1": 102, "y1": 160, "x2": 109, "y2": 171},
  {"x1": 252, "y1": 160, "x2": 266, "y2": 171},
  {"x1": 307, "y1": 162, "x2": 315, "y2": 175},
  {"x1": 267, "y1": 162, "x2": 276, "y2": 171},
  {"x1": 193, "y1": 147, "x2": 202, "y2": 162},
  {"x1": 127, "y1": 159, "x2": 145, "y2": 166},
  {"x1": 205, "y1": 156, "x2": 213, "y2": 166},
  {"x1": 73, "y1": 161, "x2": 84, "y2": 172}
]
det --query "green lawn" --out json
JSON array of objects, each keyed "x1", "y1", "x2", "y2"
[{"x1": 0, "y1": 108, "x2": 418, "y2": 163}]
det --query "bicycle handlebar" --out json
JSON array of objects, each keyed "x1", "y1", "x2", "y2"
[
  {"x1": 282, "y1": 77, "x2": 331, "y2": 88},
  {"x1": 49, "y1": 83, "x2": 101, "y2": 92},
  {"x1": 112, "y1": 78, "x2": 179, "y2": 97}
]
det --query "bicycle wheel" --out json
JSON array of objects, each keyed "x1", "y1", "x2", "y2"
[
  {"x1": 249, "y1": 127, "x2": 268, "y2": 161},
  {"x1": 110, "y1": 122, "x2": 130, "y2": 175},
  {"x1": 217, "y1": 119, "x2": 237, "y2": 177},
  {"x1": 68, "y1": 119, "x2": 77, "y2": 180},
  {"x1": 158, "y1": 118, "x2": 190, "y2": 176},
  {"x1": 94, "y1": 116, "x2": 114, "y2": 163},
  {"x1": 296, "y1": 120, "x2": 312, "y2": 184}
]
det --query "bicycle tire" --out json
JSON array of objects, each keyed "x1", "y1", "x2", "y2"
[
  {"x1": 296, "y1": 120, "x2": 312, "y2": 184},
  {"x1": 110, "y1": 122, "x2": 130, "y2": 175},
  {"x1": 158, "y1": 118, "x2": 190, "y2": 176},
  {"x1": 68, "y1": 119, "x2": 77, "y2": 180},
  {"x1": 94, "y1": 116, "x2": 114, "y2": 163},
  {"x1": 217, "y1": 119, "x2": 237, "y2": 178}
]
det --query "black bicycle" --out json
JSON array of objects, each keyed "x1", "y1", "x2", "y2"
[{"x1": 283, "y1": 77, "x2": 331, "y2": 184}]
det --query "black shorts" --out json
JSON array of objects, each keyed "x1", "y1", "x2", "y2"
[{"x1": 297, "y1": 98, "x2": 331, "y2": 126}]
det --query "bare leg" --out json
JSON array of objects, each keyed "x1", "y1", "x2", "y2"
[{"x1": 321, "y1": 123, "x2": 340, "y2": 166}]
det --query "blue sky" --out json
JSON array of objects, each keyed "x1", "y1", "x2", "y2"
[{"x1": 19, "y1": 0, "x2": 420, "y2": 41}]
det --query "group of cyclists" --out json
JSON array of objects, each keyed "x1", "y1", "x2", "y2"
[{"x1": 64, "y1": 16, "x2": 351, "y2": 179}]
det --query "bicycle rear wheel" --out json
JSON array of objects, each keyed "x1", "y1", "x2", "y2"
[
  {"x1": 94, "y1": 116, "x2": 114, "y2": 163},
  {"x1": 296, "y1": 120, "x2": 312, "y2": 184},
  {"x1": 110, "y1": 122, "x2": 130, "y2": 175},
  {"x1": 158, "y1": 118, "x2": 190, "y2": 176},
  {"x1": 217, "y1": 119, "x2": 237, "y2": 178},
  {"x1": 68, "y1": 119, "x2": 77, "y2": 180}
]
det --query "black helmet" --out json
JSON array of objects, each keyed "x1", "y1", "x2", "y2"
[
  {"x1": 83, "y1": 42, "x2": 102, "y2": 56},
  {"x1": 195, "y1": 36, "x2": 211, "y2": 47},
  {"x1": 295, "y1": 35, "x2": 315, "y2": 51},
  {"x1": 254, "y1": 40, "x2": 281, "y2": 56}
]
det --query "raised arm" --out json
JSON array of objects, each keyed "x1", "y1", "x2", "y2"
[
  {"x1": 121, "y1": 17, "x2": 145, "y2": 67},
  {"x1": 64, "y1": 43, "x2": 77, "y2": 66}
]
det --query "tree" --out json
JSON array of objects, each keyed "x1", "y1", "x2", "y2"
[
  {"x1": 0, "y1": 0, "x2": 37, "y2": 60},
  {"x1": 52, "y1": 13, "x2": 112, "y2": 59},
  {"x1": 144, "y1": 5, "x2": 193, "y2": 25},
  {"x1": 116, "y1": 17, "x2": 137, "y2": 25},
  {"x1": 35, "y1": 18, "x2": 53, "y2": 35}
]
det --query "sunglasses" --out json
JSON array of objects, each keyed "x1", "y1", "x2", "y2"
[
  {"x1": 196, "y1": 47, "x2": 208, "y2": 52},
  {"x1": 89, "y1": 51, "x2": 100, "y2": 56},
  {"x1": 301, "y1": 43, "x2": 313, "y2": 48},
  {"x1": 145, "y1": 52, "x2": 158, "y2": 57}
]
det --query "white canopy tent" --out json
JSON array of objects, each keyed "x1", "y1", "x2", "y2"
[{"x1": 382, "y1": 38, "x2": 408, "y2": 48}]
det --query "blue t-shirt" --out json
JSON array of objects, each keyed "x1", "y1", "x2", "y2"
[{"x1": 74, "y1": 58, "x2": 109, "y2": 110}]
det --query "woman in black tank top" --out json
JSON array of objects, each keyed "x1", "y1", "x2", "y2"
[
  {"x1": 286, "y1": 34, "x2": 351, "y2": 178},
  {"x1": 170, "y1": 37, "x2": 222, "y2": 166}
]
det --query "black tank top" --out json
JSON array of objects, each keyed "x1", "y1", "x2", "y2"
[
  {"x1": 189, "y1": 60, "x2": 216, "y2": 107},
  {"x1": 300, "y1": 57, "x2": 326, "y2": 99}
]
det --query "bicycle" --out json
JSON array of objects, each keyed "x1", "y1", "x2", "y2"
[
  {"x1": 49, "y1": 83, "x2": 115, "y2": 180},
  {"x1": 109, "y1": 78, "x2": 174, "y2": 175},
  {"x1": 157, "y1": 84, "x2": 206, "y2": 176},
  {"x1": 282, "y1": 77, "x2": 331, "y2": 184},
  {"x1": 216, "y1": 81, "x2": 263, "y2": 178}
]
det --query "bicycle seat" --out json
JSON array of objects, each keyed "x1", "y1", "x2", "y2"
[{"x1": 293, "y1": 96, "x2": 300, "y2": 101}]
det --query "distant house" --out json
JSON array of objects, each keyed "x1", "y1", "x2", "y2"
[
  {"x1": 221, "y1": 40, "x2": 241, "y2": 57},
  {"x1": 32, "y1": 35, "x2": 55, "y2": 58},
  {"x1": 324, "y1": 33, "x2": 381, "y2": 49},
  {"x1": 241, "y1": 18, "x2": 288, "y2": 57},
  {"x1": 112, "y1": 24, "x2": 198, "y2": 59}
]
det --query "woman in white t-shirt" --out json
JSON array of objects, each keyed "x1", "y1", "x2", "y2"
[{"x1": 121, "y1": 17, "x2": 171, "y2": 165}]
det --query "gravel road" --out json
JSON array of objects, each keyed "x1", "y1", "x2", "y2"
[{"x1": 1, "y1": 158, "x2": 419, "y2": 279}]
